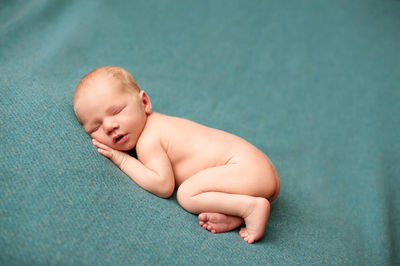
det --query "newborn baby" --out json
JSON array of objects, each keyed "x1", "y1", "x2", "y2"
[{"x1": 73, "y1": 66, "x2": 280, "y2": 244}]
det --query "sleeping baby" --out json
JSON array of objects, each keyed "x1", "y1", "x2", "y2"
[{"x1": 73, "y1": 66, "x2": 280, "y2": 244}]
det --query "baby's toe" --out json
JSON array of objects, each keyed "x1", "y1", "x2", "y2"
[
  {"x1": 239, "y1": 228, "x2": 248, "y2": 237},
  {"x1": 239, "y1": 230, "x2": 254, "y2": 244},
  {"x1": 198, "y1": 213, "x2": 208, "y2": 222},
  {"x1": 246, "y1": 236, "x2": 255, "y2": 244}
]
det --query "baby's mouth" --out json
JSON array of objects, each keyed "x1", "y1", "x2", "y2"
[{"x1": 113, "y1": 134, "x2": 127, "y2": 144}]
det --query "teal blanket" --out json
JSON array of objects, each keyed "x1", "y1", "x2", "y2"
[{"x1": 1, "y1": 0, "x2": 399, "y2": 264}]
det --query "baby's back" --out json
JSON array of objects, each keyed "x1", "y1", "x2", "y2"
[{"x1": 144, "y1": 113, "x2": 271, "y2": 186}]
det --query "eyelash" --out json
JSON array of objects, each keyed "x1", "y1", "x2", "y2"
[
  {"x1": 112, "y1": 107, "x2": 123, "y2": 115},
  {"x1": 111, "y1": 106, "x2": 125, "y2": 115},
  {"x1": 90, "y1": 125, "x2": 100, "y2": 134}
]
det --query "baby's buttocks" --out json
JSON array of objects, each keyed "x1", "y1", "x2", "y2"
[
  {"x1": 230, "y1": 143, "x2": 279, "y2": 197},
  {"x1": 157, "y1": 113, "x2": 278, "y2": 196}
]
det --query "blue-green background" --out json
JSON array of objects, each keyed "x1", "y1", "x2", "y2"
[{"x1": 1, "y1": 0, "x2": 399, "y2": 264}]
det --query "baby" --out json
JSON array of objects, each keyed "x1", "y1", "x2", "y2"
[{"x1": 73, "y1": 66, "x2": 280, "y2": 244}]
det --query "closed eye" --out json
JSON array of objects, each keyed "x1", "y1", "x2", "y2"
[
  {"x1": 88, "y1": 124, "x2": 101, "y2": 134},
  {"x1": 113, "y1": 106, "x2": 124, "y2": 115},
  {"x1": 108, "y1": 105, "x2": 125, "y2": 116}
]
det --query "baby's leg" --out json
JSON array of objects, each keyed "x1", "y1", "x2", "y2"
[{"x1": 176, "y1": 164, "x2": 276, "y2": 244}]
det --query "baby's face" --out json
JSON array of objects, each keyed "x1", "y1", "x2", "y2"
[{"x1": 74, "y1": 75, "x2": 151, "y2": 151}]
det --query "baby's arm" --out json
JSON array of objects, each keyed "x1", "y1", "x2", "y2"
[{"x1": 92, "y1": 139, "x2": 175, "y2": 198}]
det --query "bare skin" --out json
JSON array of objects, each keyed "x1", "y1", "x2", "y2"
[
  {"x1": 199, "y1": 213, "x2": 244, "y2": 234},
  {"x1": 74, "y1": 66, "x2": 280, "y2": 244}
]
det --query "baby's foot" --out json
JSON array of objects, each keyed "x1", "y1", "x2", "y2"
[
  {"x1": 198, "y1": 213, "x2": 244, "y2": 234},
  {"x1": 239, "y1": 197, "x2": 270, "y2": 244}
]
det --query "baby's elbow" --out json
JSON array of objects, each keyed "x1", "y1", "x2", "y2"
[
  {"x1": 158, "y1": 190, "x2": 173, "y2": 199},
  {"x1": 157, "y1": 187, "x2": 174, "y2": 198},
  {"x1": 156, "y1": 179, "x2": 175, "y2": 198}
]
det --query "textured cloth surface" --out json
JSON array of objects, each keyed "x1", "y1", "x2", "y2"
[{"x1": 1, "y1": 0, "x2": 399, "y2": 264}]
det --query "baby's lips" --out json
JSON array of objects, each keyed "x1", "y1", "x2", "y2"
[{"x1": 113, "y1": 134, "x2": 125, "y2": 143}]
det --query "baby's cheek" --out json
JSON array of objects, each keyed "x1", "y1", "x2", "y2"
[
  {"x1": 91, "y1": 134, "x2": 106, "y2": 145},
  {"x1": 90, "y1": 133, "x2": 98, "y2": 141}
]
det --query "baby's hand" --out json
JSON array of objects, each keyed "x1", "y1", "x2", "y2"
[{"x1": 92, "y1": 139, "x2": 129, "y2": 170}]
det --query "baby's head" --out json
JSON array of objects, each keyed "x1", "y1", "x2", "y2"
[{"x1": 74, "y1": 66, "x2": 152, "y2": 151}]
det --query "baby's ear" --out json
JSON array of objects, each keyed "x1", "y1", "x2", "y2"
[{"x1": 140, "y1": 91, "x2": 152, "y2": 114}]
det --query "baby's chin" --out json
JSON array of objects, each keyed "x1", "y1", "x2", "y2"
[{"x1": 116, "y1": 143, "x2": 136, "y2": 152}]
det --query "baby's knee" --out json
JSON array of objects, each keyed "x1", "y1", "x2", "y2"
[{"x1": 176, "y1": 183, "x2": 198, "y2": 213}]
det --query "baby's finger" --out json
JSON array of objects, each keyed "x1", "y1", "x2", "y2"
[
  {"x1": 97, "y1": 148, "x2": 113, "y2": 158},
  {"x1": 92, "y1": 139, "x2": 110, "y2": 150}
]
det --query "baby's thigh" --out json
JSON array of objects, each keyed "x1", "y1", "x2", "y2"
[{"x1": 178, "y1": 163, "x2": 275, "y2": 198}]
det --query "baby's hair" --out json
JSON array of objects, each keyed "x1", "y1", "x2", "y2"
[
  {"x1": 73, "y1": 66, "x2": 140, "y2": 122},
  {"x1": 75, "y1": 66, "x2": 140, "y2": 98}
]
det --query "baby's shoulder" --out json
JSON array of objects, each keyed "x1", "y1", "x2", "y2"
[
  {"x1": 136, "y1": 112, "x2": 169, "y2": 152},
  {"x1": 145, "y1": 112, "x2": 174, "y2": 131},
  {"x1": 146, "y1": 112, "x2": 191, "y2": 131}
]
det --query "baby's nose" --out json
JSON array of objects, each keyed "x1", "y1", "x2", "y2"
[{"x1": 103, "y1": 118, "x2": 119, "y2": 134}]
